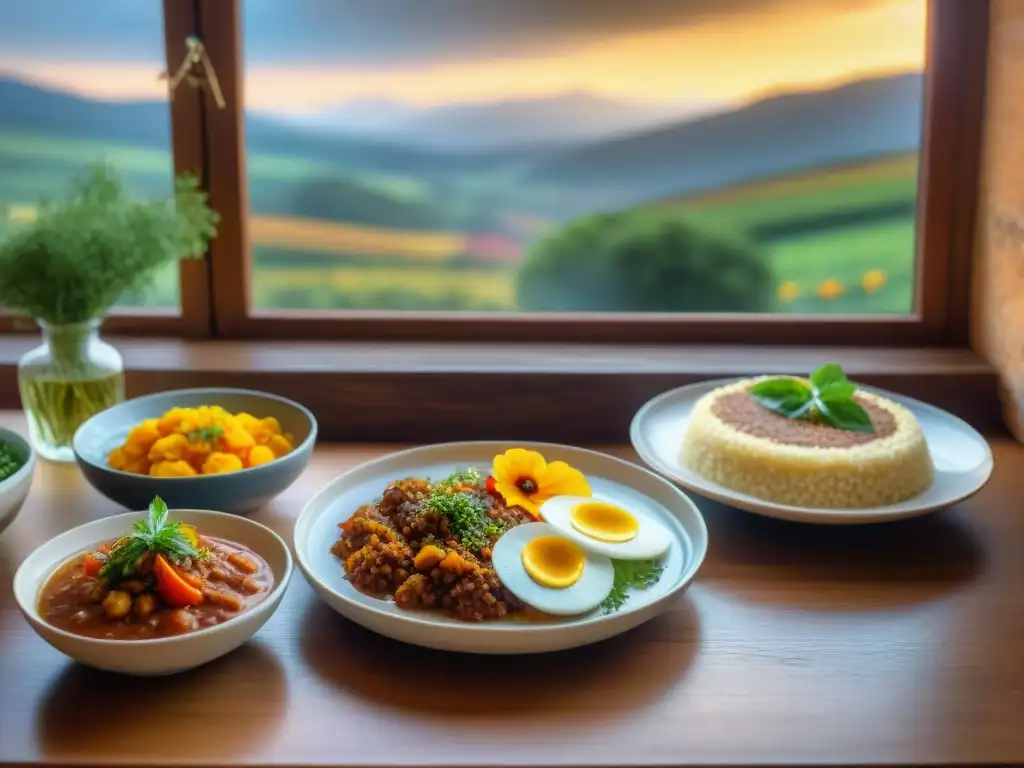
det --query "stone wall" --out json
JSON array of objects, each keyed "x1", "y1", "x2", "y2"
[{"x1": 972, "y1": 0, "x2": 1024, "y2": 440}]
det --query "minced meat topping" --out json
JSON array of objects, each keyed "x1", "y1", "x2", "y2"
[{"x1": 331, "y1": 473, "x2": 535, "y2": 622}]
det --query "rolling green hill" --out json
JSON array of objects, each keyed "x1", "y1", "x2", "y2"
[{"x1": 0, "y1": 74, "x2": 921, "y2": 316}]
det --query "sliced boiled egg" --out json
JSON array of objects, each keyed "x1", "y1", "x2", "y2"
[
  {"x1": 540, "y1": 496, "x2": 672, "y2": 560},
  {"x1": 492, "y1": 522, "x2": 613, "y2": 615}
]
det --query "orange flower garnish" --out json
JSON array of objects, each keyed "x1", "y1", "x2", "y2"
[{"x1": 491, "y1": 448, "x2": 591, "y2": 519}]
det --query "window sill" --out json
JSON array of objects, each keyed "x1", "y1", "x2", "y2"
[{"x1": 0, "y1": 338, "x2": 1002, "y2": 442}]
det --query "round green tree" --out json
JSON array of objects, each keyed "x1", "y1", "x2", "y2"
[{"x1": 516, "y1": 210, "x2": 773, "y2": 312}]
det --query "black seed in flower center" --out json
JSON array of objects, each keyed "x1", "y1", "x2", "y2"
[{"x1": 517, "y1": 478, "x2": 537, "y2": 494}]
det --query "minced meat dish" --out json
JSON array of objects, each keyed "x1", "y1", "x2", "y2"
[{"x1": 330, "y1": 470, "x2": 534, "y2": 621}]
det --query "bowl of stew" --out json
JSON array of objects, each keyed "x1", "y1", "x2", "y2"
[{"x1": 12, "y1": 498, "x2": 292, "y2": 675}]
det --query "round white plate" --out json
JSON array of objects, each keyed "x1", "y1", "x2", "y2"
[
  {"x1": 631, "y1": 379, "x2": 994, "y2": 525},
  {"x1": 294, "y1": 441, "x2": 707, "y2": 654}
]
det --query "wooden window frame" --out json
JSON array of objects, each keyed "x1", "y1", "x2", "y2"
[
  {"x1": 0, "y1": 0, "x2": 991, "y2": 347},
  {"x1": 191, "y1": 0, "x2": 990, "y2": 345},
  {"x1": 0, "y1": 0, "x2": 214, "y2": 339}
]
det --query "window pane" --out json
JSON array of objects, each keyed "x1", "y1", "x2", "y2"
[
  {"x1": 0, "y1": 1, "x2": 178, "y2": 310},
  {"x1": 244, "y1": 0, "x2": 926, "y2": 315}
]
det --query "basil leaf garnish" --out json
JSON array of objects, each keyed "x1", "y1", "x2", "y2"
[
  {"x1": 817, "y1": 381, "x2": 856, "y2": 401},
  {"x1": 816, "y1": 398, "x2": 875, "y2": 433},
  {"x1": 749, "y1": 377, "x2": 813, "y2": 417},
  {"x1": 747, "y1": 363, "x2": 875, "y2": 433},
  {"x1": 809, "y1": 362, "x2": 846, "y2": 391}
]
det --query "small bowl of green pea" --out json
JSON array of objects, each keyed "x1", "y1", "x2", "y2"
[{"x1": 0, "y1": 427, "x2": 35, "y2": 535}]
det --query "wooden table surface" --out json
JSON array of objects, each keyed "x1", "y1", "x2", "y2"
[{"x1": 1, "y1": 412, "x2": 1022, "y2": 768}]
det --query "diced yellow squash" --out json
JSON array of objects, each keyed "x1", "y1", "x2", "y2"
[
  {"x1": 267, "y1": 434, "x2": 293, "y2": 457},
  {"x1": 247, "y1": 444, "x2": 275, "y2": 467},
  {"x1": 149, "y1": 460, "x2": 197, "y2": 477},
  {"x1": 148, "y1": 433, "x2": 191, "y2": 463},
  {"x1": 202, "y1": 452, "x2": 244, "y2": 475}
]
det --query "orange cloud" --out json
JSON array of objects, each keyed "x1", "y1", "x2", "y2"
[{"x1": 1, "y1": 0, "x2": 926, "y2": 113}]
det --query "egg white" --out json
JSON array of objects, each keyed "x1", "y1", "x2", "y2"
[
  {"x1": 491, "y1": 522, "x2": 614, "y2": 616},
  {"x1": 540, "y1": 496, "x2": 672, "y2": 560}
]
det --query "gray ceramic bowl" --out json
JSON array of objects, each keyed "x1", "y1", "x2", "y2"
[{"x1": 73, "y1": 388, "x2": 317, "y2": 515}]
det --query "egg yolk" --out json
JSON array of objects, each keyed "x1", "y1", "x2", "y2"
[
  {"x1": 521, "y1": 536, "x2": 585, "y2": 589},
  {"x1": 569, "y1": 501, "x2": 639, "y2": 543}
]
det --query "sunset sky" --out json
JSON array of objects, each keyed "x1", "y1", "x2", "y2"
[{"x1": 0, "y1": 0, "x2": 927, "y2": 115}]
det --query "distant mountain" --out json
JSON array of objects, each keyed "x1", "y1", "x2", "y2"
[
  {"x1": 0, "y1": 77, "x2": 524, "y2": 178},
  {"x1": 0, "y1": 77, "x2": 172, "y2": 148},
  {"x1": 271, "y1": 98, "x2": 419, "y2": 136},
  {"x1": 527, "y1": 74, "x2": 924, "y2": 208},
  {"x1": 262, "y1": 92, "x2": 712, "y2": 152},
  {"x1": 346, "y1": 91, "x2": 706, "y2": 152},
  {"x1": 0, "y1": 73, "x2": 924, "y2": 211}
]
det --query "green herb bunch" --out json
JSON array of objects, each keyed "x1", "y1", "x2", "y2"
[
  {"x1": 0, "y1": 164, "x2": 218, "y2": 324},
  {"x1": 749, "y1": 362, "x2": 874, "y2": 433},
  {"x1": 601, "y1": 559, "x2": 664, "y2": 614},
  {"x1": 99, "y1": 497, "x2": 206, "y2": 583}
]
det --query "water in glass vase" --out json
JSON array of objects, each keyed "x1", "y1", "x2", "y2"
[{"x1": 17, "y1": 321, "x2": 125, "y2": 462}]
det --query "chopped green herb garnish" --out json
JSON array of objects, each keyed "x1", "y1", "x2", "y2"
[
  {"x1": 424, "y1": 490, "x2": 493, "y2": 551},
  {"x1": 749, "y1": 362, "x2": 874, "y2": 433},
  {"x1": 437, "y1": 467, "x2": 483, "y2": 489},
  {"x1": 418, "y1": 469, "x2": 503, "y2": 551},
  {"x1": 0, "y1": 442, "x2": 25, "y2": 481},
  {"x1": 601, "y1": 559, "x2": 665, "y2": 614},
  {"x1": 483, "y1": 519, "x2": 506, "y2": 539},
  {"x1": 99, "y1": 496, "x2": 206, "y2": 583},
  {"x1": 186, "y1": 425, "x2": 224, "y2": 444}
]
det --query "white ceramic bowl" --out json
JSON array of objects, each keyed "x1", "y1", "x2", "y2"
[
  {"x1": 295, "y1": 441, "x2": 708, "y2": 654},
  {"x1": 0, "y1": 427, "x2": 36, "y2": 535},
  {"x1": 13, "y1": 508, "x2": 293, "y2": 675}
]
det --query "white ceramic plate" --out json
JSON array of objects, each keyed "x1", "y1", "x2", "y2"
[
  {"x1": 294, "y1": 442, "x2": 707, "y2": 654},
  {"x1": 13, "y1": 509, "x2": 293, "y2": 675},
  {"x1": 631, "y1": 378, "x2": 994, "y2": 525}
]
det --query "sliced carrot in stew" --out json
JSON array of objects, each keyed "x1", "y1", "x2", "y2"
[
  {"x1": 154, "y1": 554, "x2": 204, "y2": 608},
  {"x1": 176, "y1": 569, "x2": 204, "y2": 590},
  {"x1": 227, "y1": 552, "x2": 258, "y2": 574},
  {"x1": 82, "y1": 554, "x2": 104, "y2": 578}
]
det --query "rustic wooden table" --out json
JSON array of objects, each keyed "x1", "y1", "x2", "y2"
[{"x1": 1, "y1": 411, "x2": 1022, "y2": 768}]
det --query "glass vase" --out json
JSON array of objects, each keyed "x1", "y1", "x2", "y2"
[{"x1": 17, "y1": 320, "x2": 125, "y2": 462}]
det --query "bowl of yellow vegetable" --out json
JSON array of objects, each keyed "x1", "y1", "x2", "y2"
[{"x1": 72, "y1": 388, "x2": 317, "y2": 514}]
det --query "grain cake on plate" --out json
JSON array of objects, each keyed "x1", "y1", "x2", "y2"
[{"x1": 681, "y1": 378, "x2": 934, "y2": 508}]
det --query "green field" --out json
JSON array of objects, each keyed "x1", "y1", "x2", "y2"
[{"x1": 0, "y1": 127, "x2": 919, "y2": 315}]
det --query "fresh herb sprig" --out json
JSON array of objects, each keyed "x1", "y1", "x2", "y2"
[
  {"x1": 601, "y1": 559, "x2": 664, "y2": 614},
  {"x1": 187, "y1": 425, "x2": 224, "y2": 444},
  {"x1": 749, "y1": 362, "x2": 874, "y2": 433},
  {"x1": 99, "y1": 496, "x2": 206, "y2": 583}
]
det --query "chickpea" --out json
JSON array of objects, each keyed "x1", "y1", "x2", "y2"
[
  {"x1": 120, "y1": 580, "x2": 145, "y2": 595},
  {"x1": 133, "y1": 592, "x2": 157, "y2": 620},
  {"x1": 88, "y1": 579, "x2": 109, "y2": 603},
  {"x1": 102, "y1": 590, "x2": 132, "y2": 620}
]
